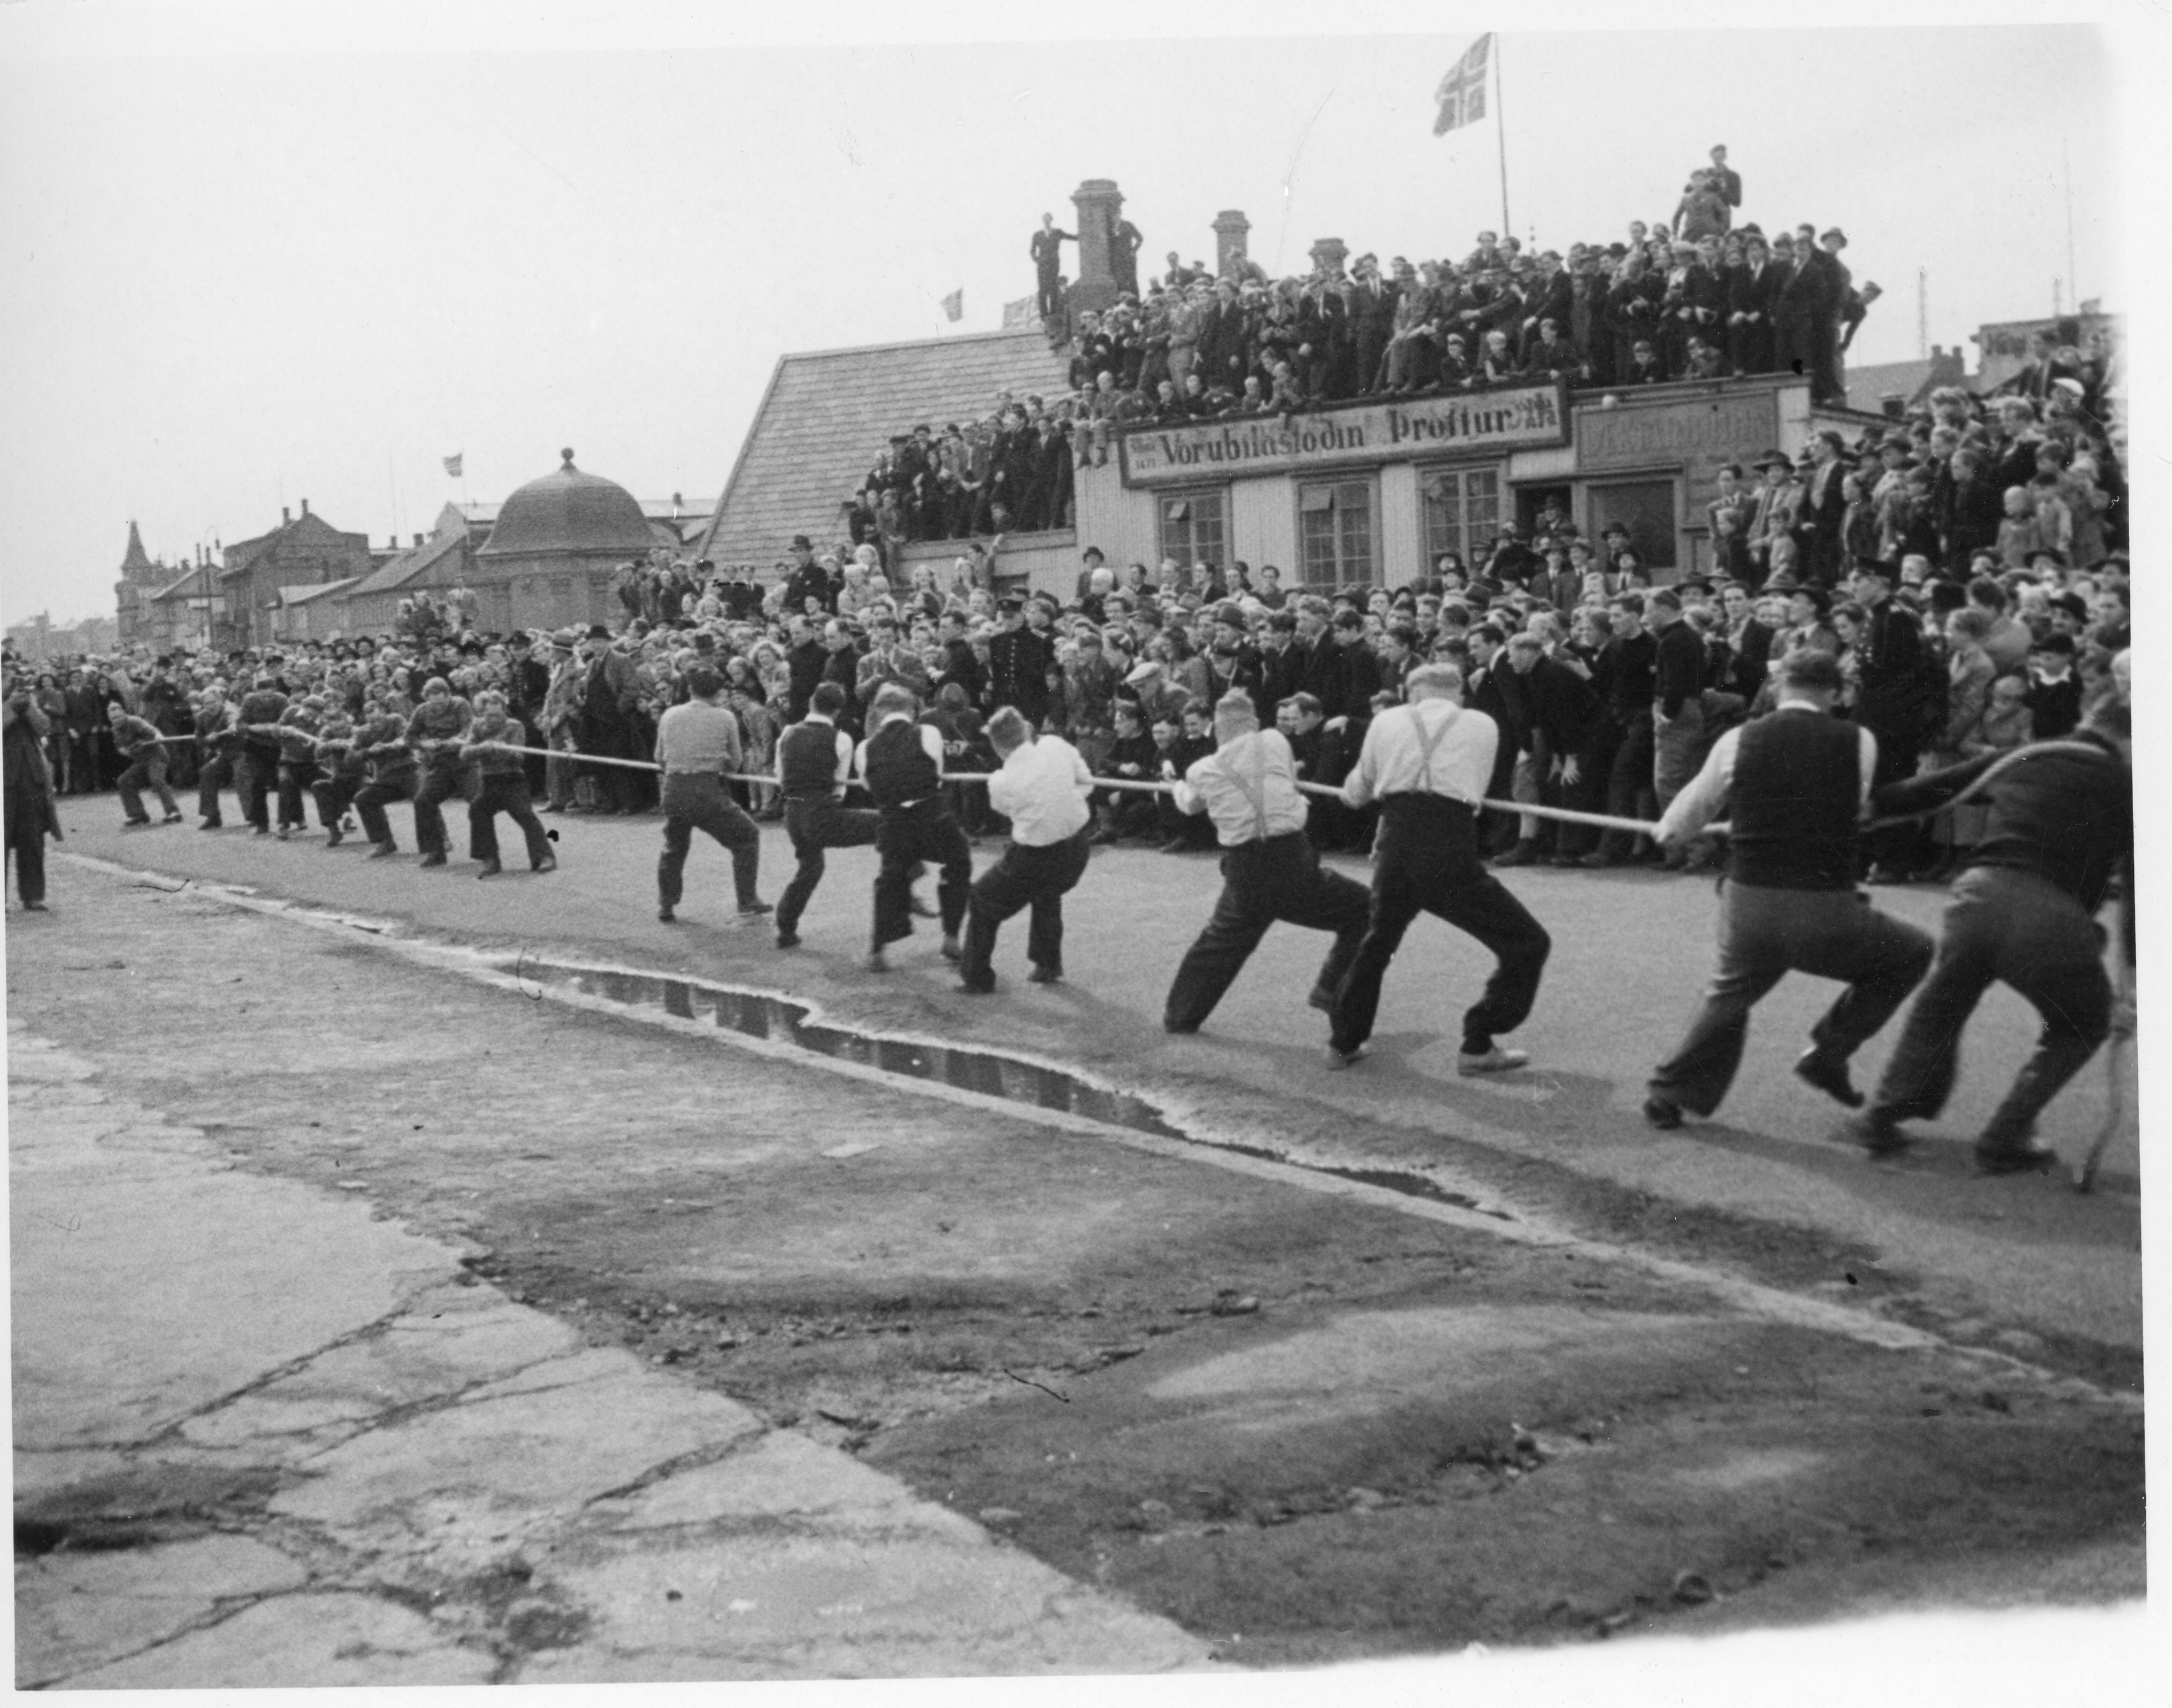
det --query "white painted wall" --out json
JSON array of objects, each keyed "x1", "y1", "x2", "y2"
[{"x1": 1231, "y1": 474, "x2": 1296, "y2": 579}]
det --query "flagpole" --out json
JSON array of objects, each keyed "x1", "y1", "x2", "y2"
[{"x1": 1494, "y1": 34, "x2": 1511, "y2": 238}]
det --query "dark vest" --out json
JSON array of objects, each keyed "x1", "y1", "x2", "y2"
[
  {"x1": 778, "y1": 719, "x2": 842, "y2": 802},
  {"x1": 863, "y1": 718, "x2": 937, "y2": 812},
  {"x1": 1728, "y1": 710, "x2": 1861, "y2": 891}
]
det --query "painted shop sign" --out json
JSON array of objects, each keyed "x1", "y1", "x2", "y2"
[
  {"x1": 1574, "y1": 391, "x2": 1779, "y2": 471},
  {"x1": 1117, "y1": 382, "x2": 1567, "y2": 486}
]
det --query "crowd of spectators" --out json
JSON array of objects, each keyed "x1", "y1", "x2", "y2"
[
  {"x1": 5, "y1": 363, "x2": 2129, "y2": 902},
  {"x1": 849, "y1": 147, "x2": 1915, "y2": 551}
]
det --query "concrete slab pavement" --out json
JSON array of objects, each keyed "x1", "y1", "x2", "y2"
[{"x1": 9, "y1": 1018, "x2": 1210, "y2": 1687}]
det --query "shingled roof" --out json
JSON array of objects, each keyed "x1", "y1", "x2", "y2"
[{"x1": 699, "y1": 326, "x2": 1071, "y2": 569}]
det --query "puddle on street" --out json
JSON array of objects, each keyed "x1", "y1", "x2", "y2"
[{"x1": 518, "y1": 962, "x2": 1190, "y2": 1141}]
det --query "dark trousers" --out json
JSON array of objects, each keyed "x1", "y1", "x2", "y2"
[
  {"x1": 776, "y1": 797, "x2": 881, "y2": 935},
  {"x1": 469, "y1": 773, "x2": 553, "y2": 868},
  {"x1": 276, "y1": 760, "x2": 321, "y2": 829},
  {"x1": 579, "y1": 716, "x2": 644, "y2": 813},
  {"x1": 1868, "y1": 866, "x2": 2112, "y2": 1149},
  {"x1": 960, "y1": 826, "x2": 1093, "y2": 987},
  {"x1": 412, "y1": 766, "x2": 462, "y2": 857},
  {"x1": 1596, "y1": 714, "x2": 1658, "y2": 859},
  {"x1": 1554, "y1": 725, "x2": 1621, "y2": 858},
  {"x1": 1330, "y1": 795, "x2": 1552, "y2": 1056},
  {"x1": 658, "y1": 771, "x2": 762, "y2": 909},
  {"x1": 1860, "y1": 714, "x2": 1921, "y2": 874},
  {"x1": 197, "y1": 751, "x2": 233, "y2": 823},
  {"x1": 236, "y1": 746, "x2": 281, "y2": 830},
  {"x1": 116, "y1": 755, "x2": 179, "y2": 823},
  {"x1": 1164, "y1": 831, "x2": 1372, "y2": 1032},
  {"x1": 6, "y1": 806, "x2": 46, "y2": 905},
  {"x1": 1650, "y1": 880, "x2": 1934, "y2": 1117},
  {"x1": 353, "y1": 772, "x2": 419, "y2": 848},
  {"x1": 311, "y1": 770, "x2": 361, "y2": 830},
  {"x1": 872, "y1": 801, "x2": 972, "y2": 949}
]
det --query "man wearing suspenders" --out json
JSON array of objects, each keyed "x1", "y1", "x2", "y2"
[
  {"x1": 1162, "y1": 690, "x2": 1372, "y2": 1036},
  {"x1": 1328, "y1": 662, "x2": 1553, "y2": 1072}
]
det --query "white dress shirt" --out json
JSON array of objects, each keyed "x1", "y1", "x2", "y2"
[
  {"x1": 1341, "y1": 698, "x2": 1498, "y2": 809},
  {"x1": 1655, "y1": 701, "x2": 1878, "y2": 842},
  {"x1": 1172, "y1": 728, "x2": 1310, "y2": 846},
  {"x1": 987, "y1": 734, "x2": 1093, "y2": 846}
]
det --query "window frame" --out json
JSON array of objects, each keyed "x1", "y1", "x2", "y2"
[
  {"x1": 1155, "y1": 486, "x2": 1229, "y2": 576},
  {"x1": 1295, "y1": 474, "x2": 1378, "y2": 591},
  {"x1": 1418, "y1": 462, "x2": 1504, "y2": 578}
]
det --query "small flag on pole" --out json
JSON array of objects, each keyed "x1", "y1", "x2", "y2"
[
  {"x1": 1433, "y1": 33, "x2": 1491, "y2": 134},
  {"x1": 940, "y1": 289, "x2": 964, "y2": 324},
  {"x1": 442, "y1": 453, "x2": 464, "y2": 478}
]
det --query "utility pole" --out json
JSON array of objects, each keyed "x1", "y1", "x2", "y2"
[
  {"x1": 2053, "y1": 277, "x2": 2063, "y2": 318},
  {"x1": 1917, "y1": 268, "x2": 1928, "y2": 361},
  {"x1": 2062, "y1": 134, "x2": 2078, "y2": 308}
]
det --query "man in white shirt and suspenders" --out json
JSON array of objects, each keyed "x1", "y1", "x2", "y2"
[
  {"x1": 1162, "y1": 690, "x2": 1372, "y2": 1036},
  {"x1": 1328, "y1": 662, "x2": 1552, "y2": 1072},
  {"x1": 956, "y1": 707, "x2": 1096, "y2": 993}
]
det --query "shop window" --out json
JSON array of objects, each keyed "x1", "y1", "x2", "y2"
[
  {"x1": 1157, "y1": 490, "x2": 1227, "y2": 573},
  {"x1": 1298, "y1": 478, "x2": 1375, "y2": 589},
  {"x1": 1586, "y1": 480, "x2": 1679, "y2": 572},
  {"x1": 1421, "y1": 467, "x2": 1502, "y2": 574}
]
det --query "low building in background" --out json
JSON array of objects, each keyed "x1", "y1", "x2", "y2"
[
  {"x1": 470, "y1": 449, "x2": 657, "y2": 633},
  {"x1": 213, "y1": 500, "x2": 373, "y2": 652}
]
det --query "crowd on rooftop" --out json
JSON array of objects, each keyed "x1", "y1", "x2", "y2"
[{"x1": 848, "y1": 146, "x2": 1917, "y2": 553}]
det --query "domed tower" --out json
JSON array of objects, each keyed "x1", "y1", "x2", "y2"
[{"x1": 474, "y1": 448, "x2": 656, "y2": 632}]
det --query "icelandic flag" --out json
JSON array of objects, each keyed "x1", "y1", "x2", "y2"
[
  {"x1": 1433, "y1": 34, "x2": 1491, "y2": 135},
  {"x1": 442, "y1": 453, "x2": 464, "y2": 478},
  {"x1": 941, "y1": 289, "x2": 964, "y2": 323}
]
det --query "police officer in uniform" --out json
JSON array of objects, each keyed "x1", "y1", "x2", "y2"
[
  {"x1": 773, "y1": 680, "x2": 879, "y2": 949},
  {"x1": 1162, "y1": 689, "x2": 1372, "y2": 1034},
  {"x1": 1328, "y1": 663, "x2": 1552, "y2": 1072},
  {"x1": 857, "y1": 682, "x2": 973, "y2": 971},
  {"x1": 1643, "y1": 648, "x2": 1934, "y2": 1129}
]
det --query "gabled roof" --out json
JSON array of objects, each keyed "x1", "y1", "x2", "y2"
[
  {"x1": 280, "y1": 578, "x2": 361, "y2": 607},
  {"x1": 149, "y1": 564, "x2": 213, "y2": 603},
  {"x1": 700, "y1": 326, "x2": 1072, "y2": 568},
  {"x1": 345, "y1": 529, "x2": 467, "y2": 599}
]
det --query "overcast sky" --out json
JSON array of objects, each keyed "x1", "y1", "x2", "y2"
[{"x1": 0, "y1": 2, "x2": 2147, "y2": 627}]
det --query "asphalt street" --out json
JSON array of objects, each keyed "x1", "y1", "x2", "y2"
[
  {"x1": 43, "y1": 791, "x2": 2142, "y2": 1379},
  {"x1": 8, "y1": 848, "x2": 2145, "y2": 1679}
]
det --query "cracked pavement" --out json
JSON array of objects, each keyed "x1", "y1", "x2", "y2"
[{"x1": 9, "y1": 1016, "x2": 1208, "y2": 1686}]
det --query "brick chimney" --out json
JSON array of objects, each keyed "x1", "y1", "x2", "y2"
[
  {"x1": 300, "y1": 497, "x2": 310, "y2": 516},
  {"x1": 1069, "y1": 179, "x2": 1124, "y2": 320},
  {"x1": 282, "y1": 506, "x2": 291, "y2": 525},
  {"x1": 1214, "y1": 211, "x2": 1251, "y2": 278},
  {"x1": 413, "y1": 533, "x2": 424, "y2": 548},
  {"x1": 1308, "y1": 237, "x2": 1350, "y2": 278}
]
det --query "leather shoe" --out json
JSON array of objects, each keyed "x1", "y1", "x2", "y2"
[
  {"x1": 475, "y1": 858, "x2": 501, "y2": 879},
  {"x1": 1028, "y1": 965, "x2": 1063, "y2": 984},
  {"x1": 1306, "y1": 985, "x2": 1336, "y2": 1013},
  {"x1": 1793, "y1": 1046, "x2": 1864, "y2": 1108},
  {"x1": 418, "y1": 852, "x2": 447, "y2": 868},
  {"x1": 1457, "y1": 1046, "x2": 1529, "y2": 1076},
  {"x1": 1849, "y1": 1109, "x2": 1910, "y2": 1157},
  {"x1": 775, "y1": 930, "x2": 802, "y2": 949},
  {"x1": 1643, "y1": 1096, "x2": 1684, "y2": 1131}
]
